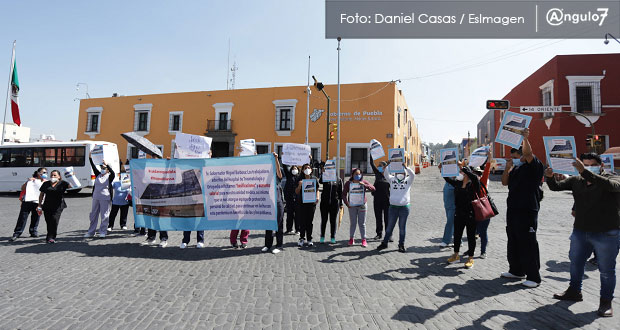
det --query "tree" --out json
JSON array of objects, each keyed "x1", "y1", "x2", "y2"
[{"x1": 444, "y1": 140, "x2": 457, "y2": 149}]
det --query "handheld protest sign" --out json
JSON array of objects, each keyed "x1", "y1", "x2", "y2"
[
  {"x1": 388, "y1": 148, "x2": 405, "y2": 173},
  {"x1": 302, "y1": 179, "x2": 317, "y2": 203},
  {"x1": 369, "y1": 139, "x2": 385, "y2": 160},
  {"x1": 323, "y1": 159, "x2": 337, "y2": 182},
  {"x1": 440, "y1": 148, "x2": 459, "y2": 177},
  {"x1": 495, "y1": 112, "x2": 532, "y2": 149},
  {"x1": 282, "y1": 143, "x2": 311, "y2": 166},
  {"x1": 348, "y1": 182, "x2": 365, "y2": 206},
  {"x1": 543, "y1": 136, "x2": 578, "y2": 176}
]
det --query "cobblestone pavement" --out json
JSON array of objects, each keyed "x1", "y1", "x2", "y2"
[{"x1": 1, "y1": 167, "x2": 618, "y2": 330}]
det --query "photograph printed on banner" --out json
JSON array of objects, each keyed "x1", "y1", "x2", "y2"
[
  {"x1": 495, "y1": 112, "x2": 532, "y2": 149},
  {"x1": 543, "y1": 136, "x2": 578, "y2": 176},
  {"x1": 131, "y1": 167, "x2": 205, "y2": 217}
]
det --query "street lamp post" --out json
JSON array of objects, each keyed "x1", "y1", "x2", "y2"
[
  {"x1": 76, "y1": 82, "x2": 90, "y2": 99},
  {"x1": 604, "y1": 33, "x2": 620, "y2": 45},
  {"x1": 312, "y1": 75, "x2": 330, "y2": 161},
  {"x1": 337, "y1": 37, "x2": 342, "y2": 179}
]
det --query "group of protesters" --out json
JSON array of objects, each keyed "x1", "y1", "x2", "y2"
[{"x1": 7, "y1": 127, "x2": 619, "y2": 318}]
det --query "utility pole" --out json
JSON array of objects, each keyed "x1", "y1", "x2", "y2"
[{"x1": 312, "y1": 75, "x2": 330, "y2": 161}]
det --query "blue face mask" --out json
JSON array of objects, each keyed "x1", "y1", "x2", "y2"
[
  {"x1": 584, "y1": 166, "x2": 601, "y2": 175},
  {"x1": 41, "y1": 173, "x2": 48, "y2": 179},
  {"x1": 377, "y1": 166, "x2": 384, "y2": 173},
  {"x1": 354, "y1": 175, "x2": 362, "y2": 181},
  {"x1": 512, "y1": 158, "x2": 522, "y2": 168}
]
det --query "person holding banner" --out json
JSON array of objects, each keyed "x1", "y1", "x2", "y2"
[
  {"x1": 343, "y1": 169, "x2": 376, "y2": 247},
  {"x1": 295, "y1": 163, "x2": 320, "y2": 247},
  {"x1": 500, "y1": 128, "x2": 544, "y2": 288},
  {"x1": 319, "y1": 163, "x2": 343, "y2": 244},
  {"x1": 370, "y1": 155, "x2": 391, "y2": 240},
  {"x1": 376, "y1": 159, "x2": 415, "y2": 253},
  {"x1": 108, "y1": 174, "x2": 130, "y2": 231},
  {"x1": 10, "y1": 168, "x2": 47, "y2": 241},
  {"x1": 263, "y1": 152, "x2": 285, "y2": 253},
  {"x1": 282, "y1": 164, "x2": 301, "y2": 234},
  {"x1": 85, "y1": 156, "x2": 115, "y2": 238},
  {"x1": 439, "y1": 166, "x2": 456, "y2": 248},
  {"x1": 38, "y1": 170, "x2": 70, "y2": 244},
  {"x1": 546, "y1": 153, "x2": 620, "y2": 317}
]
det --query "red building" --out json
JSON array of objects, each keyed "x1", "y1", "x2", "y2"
[{"x1": 479, "y1": 53, "x2": 620, "y2": 163}]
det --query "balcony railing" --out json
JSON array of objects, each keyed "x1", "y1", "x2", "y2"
[{"x1": 206, "y1": 120, "x2": 233, "y2": 132}]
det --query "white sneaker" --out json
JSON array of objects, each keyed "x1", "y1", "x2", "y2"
[
  {"x1": 196, "y1": 242, "x2": 205, "y2": 249},
  {"x1": 307, "y1": 241, "x2": 314, "y2": 247},
  {"x1": 271, "y1": 248, "x2": 281, "y2": 254},
  {"x1": 179, "y1": 243, "x2": 188, "y2": 249},
  {"x1": 439, "y1": 242, "x2": 448, "y2": 248},
  {"x1": 501, "y1": 272, "x2": 526, "y2": 279},
  {"x1": 297, "y1": 239, "x2": 305, "y2": 247},
  {"x1": 141, "y1": 239, "x2": 156, "y2": 246},
  {"x1": 107, "y1": 227, "x2": 113, "y2": 232},
  {"x1": 522, "y1": 280, "x2": 540, "y2": 288},
  {"x1": 121, "y1": 226, "x2": 128, "y2": 230},
  {"x1": 261, "y1": 247, "x2": 270, "y2": 252},
  {"x1": 159, "y1": 240, "x2": 168, "y2": 248},
  {"x1": 84, "y1": 232, "x2": 94, "y2": 238}
]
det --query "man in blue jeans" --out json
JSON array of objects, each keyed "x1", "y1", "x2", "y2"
[{"x1": 546, "y1": 153, "x2": 620, "y2": 317}]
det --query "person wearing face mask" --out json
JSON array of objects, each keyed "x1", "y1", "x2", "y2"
[
  {"x1": 376, "y1": 158, "x2": 415, "y2": 252},
  {"x1": 500, "y1": 128, "x2": 544, "y2": 288},
  {"x1": 10, "y1": 167, "x2": 48, "y2": 241},
  {"x1": 546, "y1": 153, "x2": 620, "y2": 317},
  {"x1": 370, "y1": 154, "x2": 391, "y2": 240},
  {"x1": 295, "y1": 163, "x2": 320, "y2": 247},
  {"x1": 318, "y1": 162, "x2": 343, "y2": 244},
  {"x1": 439, "y1": 164, "x2": 457, "y2": 249},
  {"x1": 262, "y1": 152, "x2": 285, "y2": 254},
  {"x1": 282, "y1": 164, "x2": 301, "y2": 234},
  {"x1": 343, "y1": 168, "x2": 376, "y2": 247},
  {"x1": 85, "y1": 156, "x2": 115, "y2": 238},
  {"x1": 38, "y1": 170, "x2": 69, "y2": 244}
]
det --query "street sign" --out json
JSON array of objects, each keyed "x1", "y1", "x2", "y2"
[{"x1": 520, "y1": 106, "x2": 562, "y2": 113}]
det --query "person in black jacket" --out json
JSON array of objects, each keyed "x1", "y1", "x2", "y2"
[
  {"x1": 319, "y1": 163, "x2": 343, "y2": 244},
  {"x1": 370, "y1": 155, "x2": 390, "y2": 240},
  {"x1": 85, "y1": 156, "x2": 115, "y2": 238},
  {"x1": 444, "y1": 163, "x2": 480, "y2": 270},
  {"x1": 282, "y1": 164, "x2": 301, "y2": 234},
  {"x1": 38, "y1": 170, "x2": 70, "y2": 244}
]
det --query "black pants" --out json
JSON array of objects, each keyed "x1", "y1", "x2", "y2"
[
  {"x1": 265, "y1": 201, "x2": 284, "y2": 248},
  {"x1": 506, "y1": 208, "x2": 541, "y2": 283},
  {"x1": 13, "y1": 202, "x2": 40, "y2": 236},
  {"x1": 453, "y1": 213, "x2": 476, "y2": 257},
  {"x1": 108, "y1": 204, "x2": 129, "y2": 229},
  {"x1": 320, "y1": 202, "x2": 339, "y2": 239},
  {"x1": 285, "y1": 195, "x2": 298, "y2": 232},
  {"x1": 43, "y1": 208, "x2": 63, "y2": 240},
  {"x1": 182, "y1": 231, "x2": 204, "y2": 243},
  {"x1": 373, "y1": 200, "x2": 390, "y2": 236},
  {"x1": 147, "y1": 229, "x2": 168, "y2": 241},
  {"x1": 298, "y1": 203, "x2": 316, "y2": 241}
]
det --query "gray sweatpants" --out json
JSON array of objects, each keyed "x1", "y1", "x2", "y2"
[
  {"x1": 88, "y1": 199, "x2": 111, "y2": 236},
  {"x1": 348, "y1": 204, "x2": 367, "y2": 239}
]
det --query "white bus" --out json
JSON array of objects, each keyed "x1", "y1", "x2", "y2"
[{"x1": 0, "y1": 141, "x2": 121, "y2": 193}]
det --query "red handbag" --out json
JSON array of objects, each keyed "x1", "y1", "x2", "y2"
[{"x1": 471, "y1": 192, "x2": 495, "y2": 221}]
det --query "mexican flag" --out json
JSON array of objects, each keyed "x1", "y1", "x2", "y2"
[{"x1": 10, "y1": 58, "x2": 21, "y2": 126}]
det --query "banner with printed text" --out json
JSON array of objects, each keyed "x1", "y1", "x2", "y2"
[{"x1": 130, "y1": 155, "x2": 277, "y2": 231}]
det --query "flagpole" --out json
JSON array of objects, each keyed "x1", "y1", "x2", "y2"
[{"x1": 2, "y1": 40, "x2": 16, "y2": 146}]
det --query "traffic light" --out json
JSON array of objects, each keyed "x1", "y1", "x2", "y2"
[
  {"x1": 594, "y1": 135, "x2": 602, "y2": 146},
  {"x1": 486, "y1": 100, "x2": 510, "y2": 110},
  {"x1": 329, "y1": 123, "x2": 337, "y2": 140},
  {"x1": 329, "y1": 131, "x2": 335, "y2": 140},
  {"x1": 585, "y1": 136, "x2": 592, "y2": 147}
]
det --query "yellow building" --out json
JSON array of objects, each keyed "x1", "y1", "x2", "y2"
[{"x1": 76, "y1": 81, "x2": 422, "y2": 174}]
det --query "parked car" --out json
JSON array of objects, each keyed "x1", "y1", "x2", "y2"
[{"x1": 491, "y1": 159, "x2": 506, "y2": 174}]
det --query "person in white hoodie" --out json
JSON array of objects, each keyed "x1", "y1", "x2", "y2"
[{"x1": 376, "y1": 159, "x2": 415, "y2": 252}]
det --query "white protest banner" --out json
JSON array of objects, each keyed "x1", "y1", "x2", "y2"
[
  {"x1": 495, "y1": 112, "x2": 532, "y2": 149},
  {"x1": 302, "y1": 179, "x2": 317, "y2": 203},
  {"x1": 543, "y1": 136, "x2": 578, "y2": 176},
  {"x1": 601, "y1": 154, "x2": 615, "y2": 174},
  {"x1": 388, "y1": 148, "x2": 405, "y2": 173},
  {"x1": 322, "y1": 159, "x2": 337, "y2": 182},
  {"x1": 440, "y1": 148, "x2": 459, "y2": 177},
  {"x1": 282, "y1": 143, "x2": 311, "y2": 166},
  {"x1": 348, "y1": 183, "x2": 364, "y2": 206},
  {"x1": 468, "y1": 146, "x2": 489, "y2": 168},
  {"x1": 91, "y1": 145, "x2": 105, "y2": 165},
  {"x1": 239, "y1": 139, "x2": 256, "y2": 156},
  {"x1": 369, "y1": 139, "x2": 385, "y2": 160},
  {"x1": 175, "y1": 132, "x2": 212, "y2": 159},
  {"x1": 63, "y1": 166, "x2": 82, "y2": 188},
  {"x1": 24, "y1": 180, "x2": 43, "y2": 201}
]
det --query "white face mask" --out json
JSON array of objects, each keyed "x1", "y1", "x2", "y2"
[
  {"x1": 303, "y1": 169, "x2": 312, "y2": 176},
  {"x1": 291, "y1": 169, "x2": 299, "y2": 175},
  {"x1": 396, "y1": 174, "x2": 405, "y2": 181},
  {"x1": 456, "y1": 173, "x2": 464, "y2": 181},
  {"x1": 50, "y1": 177, "x2": 59, "y2": 183}
]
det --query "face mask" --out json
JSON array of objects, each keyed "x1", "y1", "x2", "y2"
[
  {"x1": 585, "y1": 166, "x2": 601, "y2": 175},
  {"x1": 291, "y1": 169, "x2": 299, "y2": 176},
  {"x1": 512, "y1": 158, "x2": 522, "y2": 168},
  {"x1": 50, "y1": 177, "x2": 59, "y2": 183},
  {"x1": 354, "y1": 175, "x2": 362, "y2": 181},
  {"x1": 41, "y1": 174, "x2": 48, "y2": 179},
  {"x1": 456, "y1": 173, "x2": 464, "y2": 181},
  {"x1": 303, "y1": 169, "x2": 312, "y2": 176},
  {"x1": 377, "y1": 166, "x2": 384, "y2": 173}
]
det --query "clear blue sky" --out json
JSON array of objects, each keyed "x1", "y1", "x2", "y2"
[{"x1": 1, "y1": 0, "x2": 618, "y2": 143}]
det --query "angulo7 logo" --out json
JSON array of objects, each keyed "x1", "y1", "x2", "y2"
[{"x1": 546, "y1": 7, "x2": 609, "y2": 27}]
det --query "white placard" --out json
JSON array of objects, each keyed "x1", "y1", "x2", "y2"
[
  {"x1": 120, "y1": 173, "x2": 131, "y2": 190},
  {"x1": 63, "y1": 166, "x2": 82, "y2": 188},
  {"x1": 282, "y1": 143, "x2": 311, "y2": 166},
  {"x1": 468, "y1": 146, "x2": 489, "y2": 168},
  {"x1": 175, "y1": 132, "x2": 212, "y2": 159},
  {"x1": 25, "y1": 180, "x2": 43, "y2": 202},
  {"x1": 440, "y1": 148, "x2": 459, "y2": 177},
  {"x1": 239, "y1": 139, "x2": 256, "y2": 156},
  {"x1": 348, "y1": 183, "x2": 365, "y2": 206},
  {"x1": 388, "y1": 148, "x2": 405, "y2": 173},
  {"x1": 369, "y1": 139, "x2": 385, "y2": 160},
  {"x1": 323, "y1": 159, "x2": 337, "y2": 182},
  {"x1": 302, "y1": 179, "x2": 317, "y2": 203},
  {"x1": 91, "y1": 145, "x2": 106, "y2": 165}
]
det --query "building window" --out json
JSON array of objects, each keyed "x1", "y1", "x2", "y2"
[
  {"x1": 218, "y1": 112, "x2": 229, "y2": 130},
  {"x1": 576, "y1": 86, "x2": 593, "y2": 113},
  {"x1": 128, "y1": 144, "x2": 163, "y2": 159},
  {"x1": 256, "y1": 145, "x2": 269, "y2": 154},
  {"x1": 137, "y1": 112, "x2": 149, "y2": 131},
  {"x1": 133, "y1": 104, "x2": 153, "y2": 135},
  {"x1": 279, "y1": 108, "x2": 291, "y2": 130},
  {"x1": 87, "y1": 113, "x2": 99, "y2": 132},
  {"x1": 169, "y1": 112, "x2": 183, "y2": 132},
  {"x1": 566, "y1": 76, "x2": 603, "y2": 114},
  {"x1": 397, "y1": 113, "x2": 401, "y2": 128}
]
